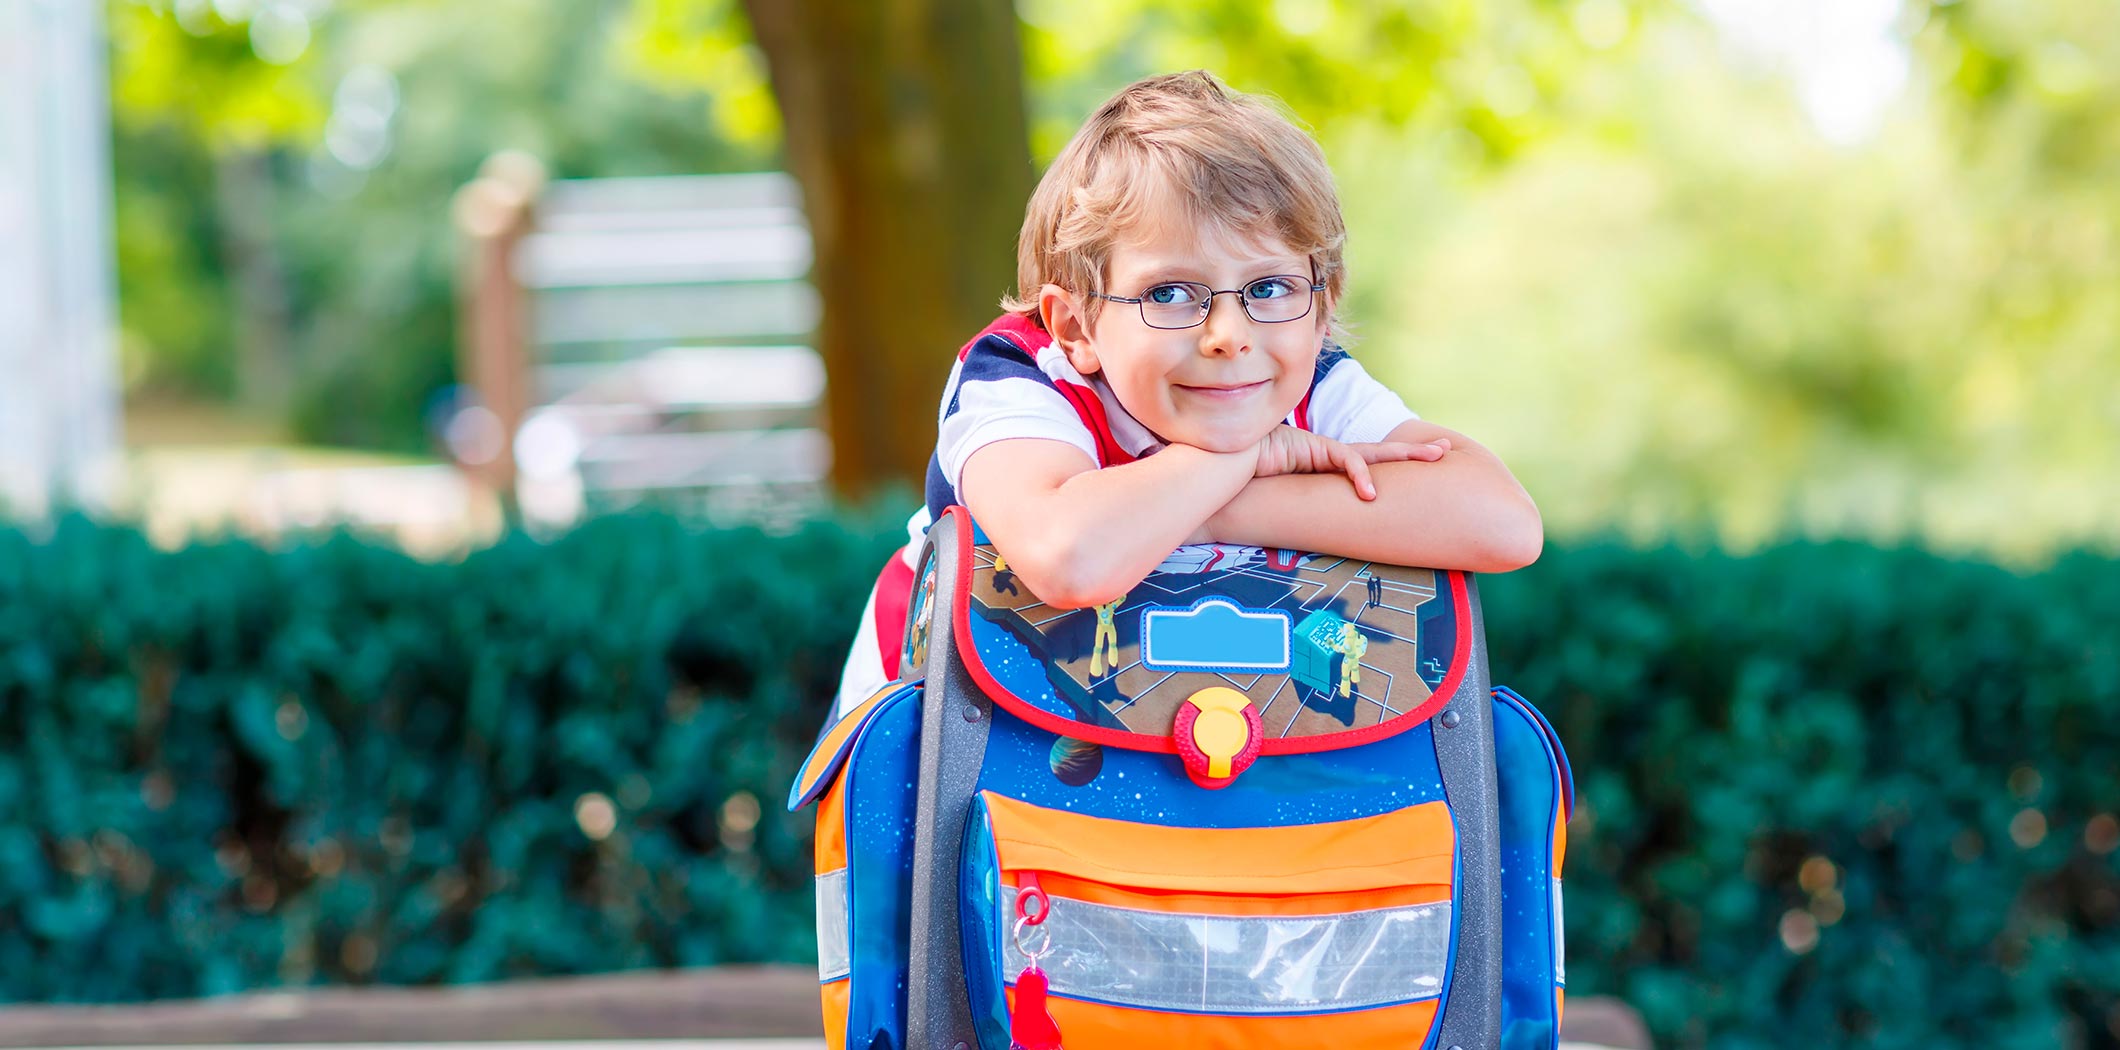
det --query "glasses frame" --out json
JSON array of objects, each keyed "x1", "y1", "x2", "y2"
[{"x1": 1090, "y1": 274, "x2": 1326, "y2": 330}]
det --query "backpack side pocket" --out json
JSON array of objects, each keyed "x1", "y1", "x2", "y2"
[{"x1": 1493, "y1": 685, "x2": 1571, "y2": 1050}]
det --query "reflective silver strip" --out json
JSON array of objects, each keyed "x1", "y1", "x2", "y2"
[
  {"x1": 1552, "y1": 876, "x2": 1566, "y2": 985},
  {"x1": 1004, "y1": 888, "x2": 1450, "y2": 1014},
  {"x1": 816, "y1": 868, "x2": 850, "y2": 981}
]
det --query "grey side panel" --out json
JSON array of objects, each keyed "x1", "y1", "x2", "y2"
[
  {"x1": 905, "y1": 519, "x2": 990, "y2": 1050},
  {"x1": 1430, "y1": 577, "x2": 1503, "y2": 1050}
]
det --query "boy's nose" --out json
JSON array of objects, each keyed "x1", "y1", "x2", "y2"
[{"x1": 1200, "y1": 294, "x2": 1252, "y2": 356}]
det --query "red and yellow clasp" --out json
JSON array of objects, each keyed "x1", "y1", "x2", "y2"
[{"x1": 1173, "y1": 686, "x2": 1263, "y2": 789}]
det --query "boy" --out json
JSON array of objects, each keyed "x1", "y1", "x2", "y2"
[{"x1": 834, "y1": 71, "x2": 1541, "y2": 714}]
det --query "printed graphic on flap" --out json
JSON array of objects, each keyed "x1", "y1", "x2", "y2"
[{"x1": 965, "y1": 539, "x2": 1466, "y2": 745}]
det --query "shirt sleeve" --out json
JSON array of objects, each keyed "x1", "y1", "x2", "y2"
[
  {"x1": 934, "y1": 336, "x2": 1101, "y2": 494},
  {"x1": 1305, "y1": 347, "x2": 1419, "y2": 444}
]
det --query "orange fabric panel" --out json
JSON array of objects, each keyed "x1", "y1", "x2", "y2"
[
  {"x1": 1023, "y1": 871, "x2": 1451, "y2": 917},
  {"x1": 820, "y1": 979, "x2": 850, "y2": 1050},
  {"x1": 982, "y1": 792, "x2": 1456, "y2": 895},
  {"x1": 1006, "y1": 987, "x2": 1439, "y2": 1050},
  {"x1": 815, "y1": 776, "x2": 847, "y2": 873}
]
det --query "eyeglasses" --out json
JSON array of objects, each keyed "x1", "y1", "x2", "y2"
[{"x1": 1090, "y1": 275, "x2": 1325, "y2": 330}]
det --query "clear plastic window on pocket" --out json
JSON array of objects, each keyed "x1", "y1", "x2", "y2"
[{"x1": 969, "y1": 790, "x2": 1461, "y2": 1032}]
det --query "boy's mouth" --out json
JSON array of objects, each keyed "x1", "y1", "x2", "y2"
[{"x1": 1175, "y1": 379, "x2": 1269, "y2": 401}]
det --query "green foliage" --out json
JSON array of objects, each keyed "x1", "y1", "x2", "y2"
[
  {"x1": 620, "y1": 0, "x2": 779, "y2": 151},
  {"x1": 0, "y1": 511, "x2": 898, "y2": 999},
  {"x1": 5, "y1": 511, "x2": 2119, "y2": 1048},
  {"x1": 107, "y1": 0, "x2": 776, "y2": 445},
  {"x1": 1321, "y1": 3, "x2": 2120, "y2": 561},
  {"x1": 1017, "y1": 0, "x2": 1667, "y2": 162},
  {"x1": 108, "y1": 0, "x2": 329, "y2": 148}
]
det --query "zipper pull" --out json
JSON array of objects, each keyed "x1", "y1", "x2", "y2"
[{"x1": 1010, "y1": 872, "x2": 1061, "y2": 1050}]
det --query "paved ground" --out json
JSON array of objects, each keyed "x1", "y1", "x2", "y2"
[{"x1": 0, "y1": 967, "x2": 1651, "y2": 1049}]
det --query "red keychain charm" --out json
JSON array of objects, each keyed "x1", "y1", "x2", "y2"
[
  {"x1": 1009, "y1": 874, "x2": 1062, "y2": 1050},
  {"x1": 1009, "y1": 966, "x2": 1062, "y2": 1050}
]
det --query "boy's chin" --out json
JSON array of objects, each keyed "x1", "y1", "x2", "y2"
[{"x1": 1174, "y1": 424, "x2": 1276, "y2": 456}]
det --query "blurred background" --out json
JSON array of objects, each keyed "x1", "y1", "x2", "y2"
[{"x1": 3, "y1": 0, "x2": 2118, "y2": 1047}]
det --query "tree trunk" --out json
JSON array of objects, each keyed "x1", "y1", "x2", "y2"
[{"x1": 740, "y1": 0, "x2": 1034, "y2": 496}]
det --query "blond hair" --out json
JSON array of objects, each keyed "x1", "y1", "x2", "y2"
[{"x1": 1002, "y1": 71, "x2": 1349, "y2": 342}]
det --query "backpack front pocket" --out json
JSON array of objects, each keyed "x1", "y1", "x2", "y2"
[{"x1": 961, "y1": 790, "x2": 1461, "y2": 1050}]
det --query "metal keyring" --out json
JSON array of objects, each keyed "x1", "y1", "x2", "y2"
[{"x1": 1012, "y1": 913, "x2": 1052, "y2": 962}]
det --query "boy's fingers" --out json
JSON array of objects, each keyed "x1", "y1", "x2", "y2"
[
  {"x1": 1356, "y1": 441, "x2": 1446, "y2": 463},
  {"x1": 1344, "y1": 451, "x2": 1377, "y2": 500}
]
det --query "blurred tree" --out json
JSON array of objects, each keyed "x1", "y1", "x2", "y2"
[
  {"x1": 734, "y1": 0, "x2": 1034, "y2": 494},
  {"x1": 106, "y1": 0, "x2": 327, "y2": 410}
]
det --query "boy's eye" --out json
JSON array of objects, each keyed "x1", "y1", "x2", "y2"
[
  {"x1": 1144, "y1": 283, "x2": 1203, "y2": 306},
  {"x1": 1246, "y1": 276, "x2": 1304, "y2": 300}
]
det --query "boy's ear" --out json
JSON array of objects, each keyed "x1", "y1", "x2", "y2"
[{"x1": 1039, "y1": 283, "x2": 1100, "y2": 375}]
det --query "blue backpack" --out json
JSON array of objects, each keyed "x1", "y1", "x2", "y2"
[{"x1": 791, "y1": 507, "x2": 1572, "y2": 1050}]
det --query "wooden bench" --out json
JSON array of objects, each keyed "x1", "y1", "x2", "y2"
[{"x1": 453, "y1": 157, "x2": 828, "y2": 530}]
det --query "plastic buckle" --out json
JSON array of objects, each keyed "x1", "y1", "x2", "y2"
[{"x1": 1173, "y1": 686, "x2": 1262, "y2": 789}]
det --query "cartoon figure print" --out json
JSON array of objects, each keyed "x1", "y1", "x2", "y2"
[
  {"x1": 905, "y1": 558, "x2": 939, "y2": 670},
  {"x1": 1089, "y1": 595, "x2": 1124, "y2": 677},
  {"x1": 1334, "y1": 621, "x2": 1368, "y2": 698},
  {"x1": 991, "y1": 550, "x2": 1019, "y2": 596}
]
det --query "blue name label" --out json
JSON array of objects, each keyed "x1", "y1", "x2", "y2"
[{"x1": 1139, "y1": 598, "x2": 1293, "y2": 674}]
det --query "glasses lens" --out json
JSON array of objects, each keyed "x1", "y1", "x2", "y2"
[
  {"x1": 1140, "y1": 282, "x2": 1211, "y2": 329},
  {"x1": 1242, "y1": 277, "x2": 1314, "y2": 323}
]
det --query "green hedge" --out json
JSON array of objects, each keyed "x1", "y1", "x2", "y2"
[
  {"x1": 0, "y1": 512, "x2": 898, "y2": 1000},
  {"x1": 3, "y1": 515, "x2": 2118, "y2": 1048}
]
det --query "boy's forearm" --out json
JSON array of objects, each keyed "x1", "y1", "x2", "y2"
[
  {"x1": 1205, "y1": 445, "x2": 1543, "y2": 572},
  {"x1": 1012, "y1": 444, "x2": 1256, "y2": 607}
]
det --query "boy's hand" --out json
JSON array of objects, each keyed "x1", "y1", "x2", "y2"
[{"x1": 1253, "y1": 426, "x2": 1449, "y2": 501}]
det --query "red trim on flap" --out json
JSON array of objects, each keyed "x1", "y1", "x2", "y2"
[{"x1": 944, "y1": 507, "x2": 1474, "y2": 756}]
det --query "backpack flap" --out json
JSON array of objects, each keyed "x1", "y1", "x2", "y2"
[
  {"x1": 936, "y1": 506, "x2": 1477, "y2": 784},
  {"x1": 789, "y1": 678, "x2": 922, "y2": 812}
]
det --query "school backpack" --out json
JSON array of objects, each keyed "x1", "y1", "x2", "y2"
[{"x1": 789, "y1": 507, "x2": 1573, "y2": 1050}]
